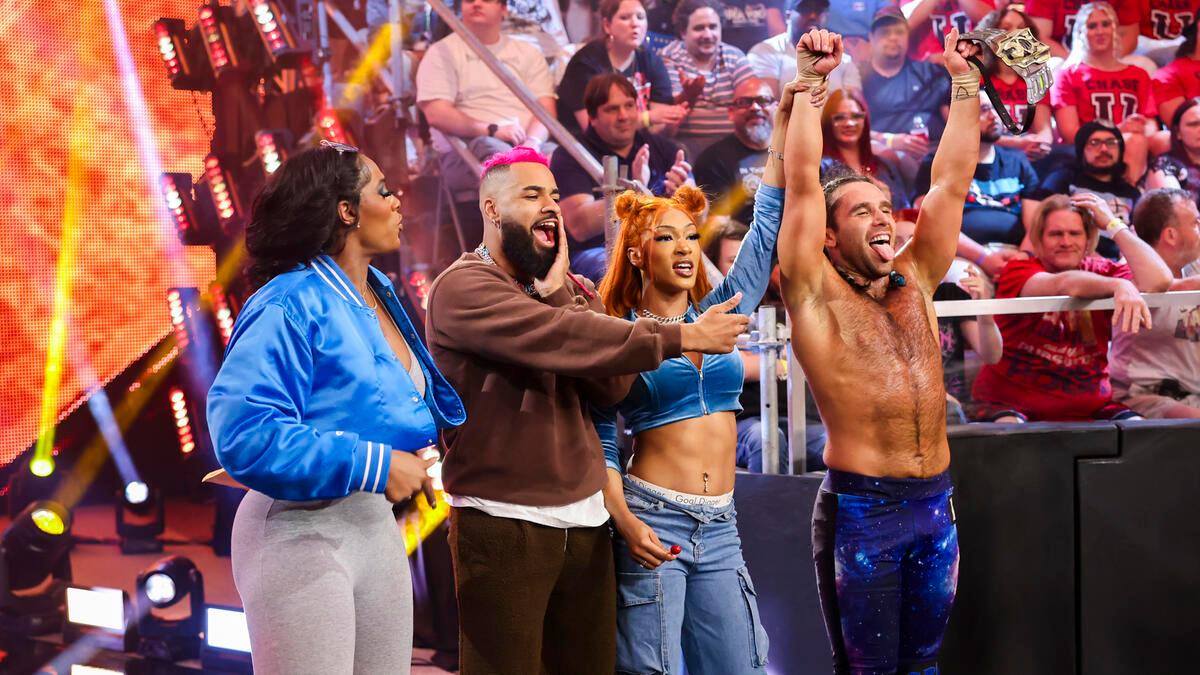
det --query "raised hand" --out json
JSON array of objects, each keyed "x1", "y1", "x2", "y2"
[
  {"x1": 663, "y1": 149, "x2": 692, "y2": 195},
  {"x1": 533, "y1": 220, "x2": 571, "y2": 298},
  {"x1": 796, "y1": 29, "x2": 844, "y2": 79},
  {"x1": 631, "y1": 144, "x2": 651, "y2": 187},
  {"x1": 959, "y1": 266, "x2": 994, "y2": 300},
  {"x1": 1069, "y1": 191, "x2": 1118, "y2": 229},
  {"x1": 942, "y1": 27, "x2": 981, "y2": 77}
]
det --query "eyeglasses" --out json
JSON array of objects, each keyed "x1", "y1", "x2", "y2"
[
  {"x1": 831, "y1": 112, "x2": 866, "y2": 124},
  {"x1": 1086, "y1": 138, "x2": 1120, "y2": 149},
  {"x1": 732, "y1": 96, "x2": 776, "y2": 109}
]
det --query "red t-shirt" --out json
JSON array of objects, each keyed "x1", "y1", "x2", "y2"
[
  {"x1": 1152, "y1": 56, "x2": 1200, "y2": 109},
  {"x1": 990, "y1": 75, "x2": 1053, "y2": 130},
  {"x1": 972, "y1": 256, "x2": 1133, "y2": 421},
  {"x1": 1051, "y1": 63, "x2": 1156, "y2": 125},
  {"x1": 1028, "y1": 0, "x2": 1139, "y2": 45},
  {"x1": 909, "y1": 0, "x2": 995, "y2": 61},
  {"x1": 1136, "y1": 0, "x2": 1200, "y2": 39}
]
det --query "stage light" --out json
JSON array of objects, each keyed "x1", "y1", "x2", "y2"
[
  {"x1": 153, "y1": 17, "x2": 211, "y2": 91},
  {"x1": 29, "y1": 457, "x2": 54, "y2": 477},
  {"x1": 201, "y1": 605, "x2": 252, "y2": 672},
  {"x1": 254, "y1": 129, "x2": 288, "y2": 176},
  {"x1": 209, "y1": 283, "x2": 236, "y2": 347},
  {"x1": 71, "y1": 666, "x2": 124, "y2": 675},
  {"x1": 117, "y1": 478, "x2": 163, "y2": 554},
  {"x1": 168, "y1": 386, "x2": 196, "y2": 455},
  {"x1": 317, "y1": 108, "x2": 355, "y2": 146},
  {"x1": 64, "y1": 585, "x2": 134, "y2": 652},
  {"x1": 203, "y1": 154, "x2": 242, "y2": 228},
  {"x1": 197, "y1": 2, "x2": 239, "y2": 77},
  {"x1": 135, "y1": 556, "x2": 205, "y2": 661},
  {"x1": 248, "y1": 0, "x2": 304, "y2": 65},
  {"x1": 0, "y1": 500, "x2": 73, "y2": 636}
]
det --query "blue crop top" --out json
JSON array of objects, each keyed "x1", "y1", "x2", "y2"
[{"x1": 594, "y1": 183, "x2": 784, "y2": 472}]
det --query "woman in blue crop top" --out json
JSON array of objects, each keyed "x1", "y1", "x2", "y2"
[
  {"x1": 206, "y1": 143, "x2": 464, "y2": 674},
  {"x1": 593, "y1": 82, "x2": 808, "y2": 674}
]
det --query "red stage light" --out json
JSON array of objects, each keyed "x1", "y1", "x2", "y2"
[
  {"x1": 209, "y1": 283, "x2": 235, "y2": 347},
  {"x1": 317, "y1": 109, "x2": 353, "y2": 145},
  {"x1": 254, "y1": 130, "x2": 286, "y2": 175},
  {"x1": 159, "y1": 173, "x2": 194, "y2": 240},
  {"x1": 202, "y1": 154, "x2": 241, "y2": 226},
  {"x1": 168, "y1": 387, "x2": 195, "y2": 454},
  {"x1": 248, "y1": 1, "x2": 302, "y2": 63},
  {"x1": 197, "y1": 2, "x2": 238, "y2": 76}
]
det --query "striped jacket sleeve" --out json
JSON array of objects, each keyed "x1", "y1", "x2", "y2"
[{"x1": 206, "y1": 302, "x2": 393, "y2": 500}]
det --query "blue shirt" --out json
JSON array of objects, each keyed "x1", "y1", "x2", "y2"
[
  {"x1": 915, "y1": 146, "x2": 1039, "y2": 214},
  {"x1": 862, "y1": 59, "x2": 951, "y2": 141},
  {"x1": 594, "y1": 184, "x2": 784, "y2": 472},
  {"x1": 206, "y1": 255, "x2": 465, "y2": 501},
  {"x1": 827, "y1": 0, "x2": 896, "y2": 39}
]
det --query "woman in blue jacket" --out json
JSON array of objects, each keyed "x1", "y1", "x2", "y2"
[
  {"x1": 206, "y1": 142, "x2": 464, "y2": 674},
  {"x1": 593, "y1": 81, "x2": 807, "y2": 674}
]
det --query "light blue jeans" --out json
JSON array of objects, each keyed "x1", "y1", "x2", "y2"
[{"x1": 614, "y1": 476, "x2": 770, "y2": 675}]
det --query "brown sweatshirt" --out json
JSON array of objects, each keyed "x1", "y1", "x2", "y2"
[{"x1": 426, "y1": 253, "x2": 683, "y2": 506}]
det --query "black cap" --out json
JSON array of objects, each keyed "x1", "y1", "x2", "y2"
[{"x1": 790, "y1": 0, "x2": 830, "y2": 12}]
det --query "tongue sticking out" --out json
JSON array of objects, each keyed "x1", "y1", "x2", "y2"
[{"x1": 870, "y1": 241, "x2": 896, "y2": 262}]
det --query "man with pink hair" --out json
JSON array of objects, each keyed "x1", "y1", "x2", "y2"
[{"x1": 425, "y1": 147, "x2": 748, "y2": 673}]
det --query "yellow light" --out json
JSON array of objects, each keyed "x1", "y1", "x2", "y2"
[
  {"x1": 31, "y1": 457, "x2": 55, "y2": 477},
  {"x1": 32, "y1": 508, "x2": 66, "y2": 535}
]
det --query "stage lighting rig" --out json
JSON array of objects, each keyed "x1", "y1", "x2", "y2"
[
  {"x1": 161, "y1": 172, "x2": 220, "y2": 245},
  {"x1": 197, "y1": 2, "x2": 242, "y2": 78},
  {"x1": 203, "y1": 154, "x2": 244, "y2": 231},
  {"x1": 116, "y1": 479, "x2": 164, "y2": 554},
  {"x1": 0, "y1": 500, "x2": 73, "y2": 636},
  {"x1": 135, "y1": 556, "x2": 205, "y2": 661},
  {"x1": 154, "y1": 18, "x2": 212, "y2": 91},
  {"x1": 168, "y1": 386, "x2": 198, "y2": 456},
  {"x1": 248, "y1": 0, "x2": 306, "y2": 66},
  {"x1": 201, "y1": 604, "x2": 252, "y2": 672},
  {"x1": 254, "y1": 129, "x2": 290, "y2": 176},
  {"x1": 64, "y1": 585, "x2": 135, "y2": 652},
  {"x1": 317, "y1": 108, "x2": 356, "y2": 146}
]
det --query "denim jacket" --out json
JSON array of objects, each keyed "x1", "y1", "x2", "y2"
[
  {"x1": 594, "y1": 183, "x2": 784, "y2": 471},
  {"x1": 207, "y1": 255, "x2": 465, "y2": 501}
]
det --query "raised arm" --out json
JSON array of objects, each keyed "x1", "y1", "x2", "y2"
[
  {"x1": 1070, "y1": 192, "x2": 1173, "y2": 292},
  {"x1": 904, "y1": 29, "x2": 981, "y2": 291},
  {"x1": 778, "y1": 29, "x2": 841, "y2": 298}
]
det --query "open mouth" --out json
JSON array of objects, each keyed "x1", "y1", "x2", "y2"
[
  {"x1": 533, "y1": 220, "x2": 557, "y2": 247},
  {"x1": 672, "y1": 260, "x2": 695, "y2": 278},
  {"x1": 869, "y1": 233, "x2": 895, "y2": 262}
]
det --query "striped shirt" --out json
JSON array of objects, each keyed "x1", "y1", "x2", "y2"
[{"x1": 660, "y1": 40, "x2": 754, "y2": 143}]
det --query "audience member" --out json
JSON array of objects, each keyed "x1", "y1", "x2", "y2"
[
  {"x1": 694, "y1": 78, "x2": 776, "y2": 223},
  {"x1": 1027, "y1": 0, "x2": 1139, "y2": 58},
  {"x1": 824, "y1": 0, "x2": 895, "y2": 62},
  {"x1": 552, "y1": 74, "x2": 692, "y2": 282},
  {"x1": 904, "y1": 0, "x2": 997, "y2": 63},
  {"x1": 914, "y1": 99, "x2": 1040, "y2": 256},
  {"x1": 1051, "y1": 2, "x2": 1156, "y2": 182},
  {"x1": 860, "y1": 6, "x2": 950, "y2": 194},
  {"x1": 718, "y1": 0, "x2": 787, "y2": 52},
  {"x1": 1027, "y1": 121, "x2": 1141, "y2": 259},
  {"x1": 1151, "y1": 23, "x2": 1200, "y2": 123},
  {"x1": 1110, "y1": 188, "x2": 1200, "y2": 417},
  {"x1": 819, "y1": 88, "x2": 909, "y2": 208},
  {"x1": 976, "y1": 7, "x2": 1055, "y2": 162},
  {"x1": 557, "y1": 0, "x2": 687, "y2": 138},
  {"x1": 972, "y1": 193, "x2": 1173, "y2": 422},
  {"x1": 1146, "y1": 98, "x2": 1200, "y2": 197},
  {"x1": 748, "y1": 0, "x2": 861, "y2": 95},
  {"x1": 894, "y1": 218, "x2": 1004, "y2": 424},
  {"x1": 1129, "y1": 0, "x2": 1200, "y2": 66},
  {"x1": 661, "y1": 0, "x2": 756, "y2": 157},
  {"x1": 416, "y1": 0, "x2": 555, "y2": 191}
]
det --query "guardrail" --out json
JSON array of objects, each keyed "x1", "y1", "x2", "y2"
[{"x1": 740, "y1": 290, "x2": 1200, "y2": 474}]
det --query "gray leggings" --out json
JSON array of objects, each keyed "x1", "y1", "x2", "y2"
[{"x1": 232, "y1": 490, "x2": 413, "y2": 675}]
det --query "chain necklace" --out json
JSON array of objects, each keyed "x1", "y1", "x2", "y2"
[
  {"x1": 639, "y1": 307, "x2": 689, "y2": 324},
  {"x1": 475, "y1": 244, "x2": 538, "y2": 297}
]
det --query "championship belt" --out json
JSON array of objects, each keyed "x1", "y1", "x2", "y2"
[{"x1": 959, "y1": 28, "x2": 1053, "y2": 135}]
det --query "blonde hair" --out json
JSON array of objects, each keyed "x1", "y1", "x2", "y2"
[
  {"x1": 1029, "y1": 194, "x2": 1101, "y2": 258},
  {"x1": 1066, "y1": 2, "x2": 1123, "y2": 66},
  {"x1": 598, "y1": 186, "x2": 712, "y2": 318}
]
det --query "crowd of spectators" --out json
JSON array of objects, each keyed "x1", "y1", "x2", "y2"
[{"x1": 389, "y1": 0, "x2": 1200, "y2": 469}]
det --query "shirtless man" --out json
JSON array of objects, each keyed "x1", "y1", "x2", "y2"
[{"x1": 779, "y1": 28, "x2": 982, "y2": 673}]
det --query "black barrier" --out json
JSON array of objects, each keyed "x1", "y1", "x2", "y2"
[{"x1": 1078, "y1": 420, "x2": 1200, "y2": 675}]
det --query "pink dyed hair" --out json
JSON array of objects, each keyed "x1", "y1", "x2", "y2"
[{"x1": 479, "y1": 146, "x2": 551, "y2": 179}]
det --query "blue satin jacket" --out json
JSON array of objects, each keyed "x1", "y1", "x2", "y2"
[
  {"x1": 594, "y1": 184, "x2": 784, "y2": 472},
  {"x1": 207, "y1": 255, "x2": 465, "y2": 501}
]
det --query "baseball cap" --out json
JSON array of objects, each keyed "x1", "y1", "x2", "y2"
[
  {"x1": 790, "y1": 0, "x2": 831, "y2": 12},
  {"x1": 870, "y1": 5, "x2": 908, "y2": 32}
]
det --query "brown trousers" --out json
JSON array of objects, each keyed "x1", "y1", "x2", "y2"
[{"x1": 448, "y1": 506, "x2": 616, "y2": 675}]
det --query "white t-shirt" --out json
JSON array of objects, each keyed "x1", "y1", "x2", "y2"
[
  {"x1": 1109, "y1": 263, "x2": 1200, "y2": 394},
  {"x1": 747, "y1": 32, "x2": 861, "y2": 94},
  {"x1": 415, "y1": 32, "x2": 555, "y2": 152},
  {"x1": 446, "y1": 490, "x2": 610, "y2": 529}
]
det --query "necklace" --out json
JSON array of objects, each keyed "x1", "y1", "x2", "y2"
[
  {"x1": 360, "y1": 285, "x2": 379, "y2": 310},
  {"x1": 835, "y1": 266, "x2": 907, "y2": 293},
  {"x1": 639, "y1": 307, "x2": 688, "y2": 324},
  {"x1": 475, "y1": 244, "x2": 538, "y2": 297}
]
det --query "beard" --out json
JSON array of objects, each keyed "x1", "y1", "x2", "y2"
[
  {"x1": 499, "y1": 215, "x2": 556, "y2": 280},
  {"x1": 1084, "y1": 156, "x2": 1123, "y2": 178},
  {"x1": 981, "y1": 128, "x2": 1002, "y2": 144},
  {"x1": 741, "y1": 117, "x2": 772, "y2": 147}
]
